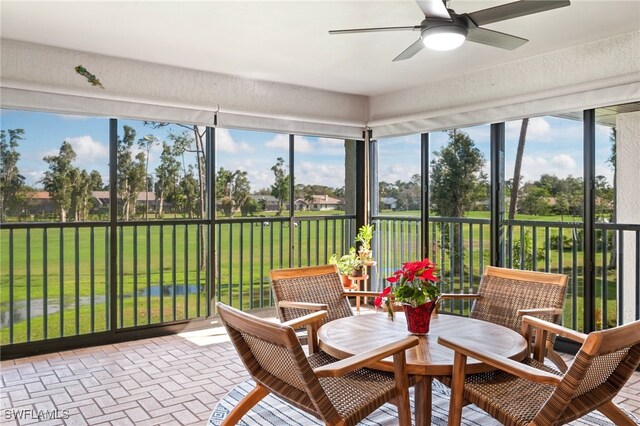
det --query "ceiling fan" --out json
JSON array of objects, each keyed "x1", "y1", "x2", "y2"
[{"x1": 329, "y1": 0, "x2": 570, "y2": 61}]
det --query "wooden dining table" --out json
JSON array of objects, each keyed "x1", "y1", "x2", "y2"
[{"x1": 317, "y1": 312, "x2": 529, "y2": 426}]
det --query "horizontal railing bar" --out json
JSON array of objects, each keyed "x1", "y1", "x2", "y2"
[
  {"x1": 0, "y1": 221, "x2": 108, "y2": 229},
  {"x1": 595, "y1": 223, "x2": 640, "y2": 231},
  {"x1": 504, "y1": 219, "x2": 582, "y2": 227}
]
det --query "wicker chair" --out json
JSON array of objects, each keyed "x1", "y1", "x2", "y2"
[
  {"x1": 270, "y1": 265, "x2": 380, "y2": 353},
  {"x1": 439, "y1": 266, "x2": 569, "y2": 371},
  {"x1": 217, "y1": 302, "x2": 419, "y2": 426},
  {"x1": 439, "y1": 316, "x2": 640, "y2": 426}
]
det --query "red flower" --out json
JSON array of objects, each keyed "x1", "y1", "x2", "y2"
[
  {"x1": 385, "y1": 258, "x2": 438, "y2": 285},
  {"x1": 374, "y1": 286, "x2": 392, "y2": 308}
]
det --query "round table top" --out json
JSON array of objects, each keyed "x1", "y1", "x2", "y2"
[{"x1": 318, "y1": 313, "x2": 528, "y2": 376}]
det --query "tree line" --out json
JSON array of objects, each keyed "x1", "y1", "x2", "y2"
[
  {"x1": 1, "y1": 127, "x2": 348, "y2": 222},
  {"x1": 378, "y1": 128, "x2": 614, "y2": 220}
]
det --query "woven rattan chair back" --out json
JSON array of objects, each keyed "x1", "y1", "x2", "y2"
[
  {"x1": 217, "y1": 302, "x2": 340, "y2": 422},
  {"x1": 271, "y1": 265, "x2": 353, "y2": 324},
  {"x1": 471, "y1": 266, "x2": 568, "y2": 333},
  {"x1": 534, "y1": 320, "x2": 640, "y2": 424}
]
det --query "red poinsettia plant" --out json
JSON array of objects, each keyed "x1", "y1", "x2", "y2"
[{"x1": 374, "y1": 258, "x2": 440, "y2": 318}]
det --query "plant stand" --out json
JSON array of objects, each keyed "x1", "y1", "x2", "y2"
[{"x1": 346, "y1": 275, "x2": 368, "y2": 313}]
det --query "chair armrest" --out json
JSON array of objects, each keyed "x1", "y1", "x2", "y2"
[
  {"x1": 439, "y1": 293, "x2": 481, "y2": 300},
  {"x1": 282, "y1": 311, "x2": 327, "y2": 330},
  {"x1": 340, "y1": 291, "x2": 381, "y2": 297},
  {"x1": 437, "y1": 336, "x2": 562, "y2": 386},
  {"x1": 313, "y1": 336, "x2": 419, "y2": 378},
  {"x1": 521, "y1": 315, "x2": 587, "y2": 344},
  {"x1": 517, "y1": 308, "x2": 563, "y2": 317},
  {"x1": 278, "y1": 300, "x2": 328, "y2": 312}
]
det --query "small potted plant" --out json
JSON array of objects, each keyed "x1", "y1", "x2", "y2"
[
  {"x1": 355, "y1": 224, "x2": 375, "y2": 265},
  {"x1": 329, "y1": 247, "x2": 364, "y2": 287},
  {"x1": 374, "y1": 258, "x2": 440, "y2": 335}
]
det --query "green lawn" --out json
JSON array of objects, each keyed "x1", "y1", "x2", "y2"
[{"x1": 1, "y1": 210, "x2": 619, "y2": 344}]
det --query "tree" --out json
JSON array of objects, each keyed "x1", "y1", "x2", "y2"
[
  {"x1": 430, "y1": 129, "x2": 487, "y2": 217},
  {"x1": 232, "y1": 170, "x2": 251, "y2": 216},
  {"x1": 519, "y1": 184, "x2": 551, "y2": 216},
  {"x1": 241, "y1": 197, "x2": 260, "y2": 216},
  {"x1": 139, "y1": 134, "x2": 159, "y2": 219},
  {"x1": 148, "y1": 122, "x2": 208, "y2": 269},
  {"x1": 154, "y1": 142, "x2": 180, "y2": 217},
  {"x1": 149, "y1": 124, "x2": 207, "y2": 219},
  {"x1": 509, "y1": 118, "x2": 529, "y2": 219},
  {"x1": 178, "y1": 166, "x2": 199, "y2": 218},
  {"x1": 42, "y1": 141, "x2": 76, "y2": 222},
  {"x1": 89, "y1": 170, "x2": 105, "y2": 191},
  {"x1": 216, "y1": 167, "x2": 235, "y2": 217},
  {"x1": 270, "y1": 157, "x2": 289, "y2": 215},
  {"x1": 430, "y1": 129, "x2": 486, "y2": 272},
  {"x1": 0, "y1": 129, "x2": 26, "y2": 220},
  {"x1": 117, "y1": 126, "x2": 146, "y2": 220},
  {"x1": 70, "y1": 169, "x2": 92, "y2": 221}
]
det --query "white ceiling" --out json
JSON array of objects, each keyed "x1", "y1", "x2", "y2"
[{"x1": 1, "y1": 0, "x2": 639, "y2": 97}]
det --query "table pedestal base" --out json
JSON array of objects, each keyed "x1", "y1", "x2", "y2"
[{"x1": 414, "y1": 376, "x2": 432, "y2": 426}]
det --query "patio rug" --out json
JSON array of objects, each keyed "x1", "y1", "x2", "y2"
[{"x1": 209, "y1": 379, "x2": 639, "y2": 425}]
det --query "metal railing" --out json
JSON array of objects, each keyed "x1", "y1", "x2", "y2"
[
  {"x1": 372, "y1": 216, "x2": 640, "y2": 332},
  {"x1": 1, "y1": 215, "x2": 356, "y2": 345},
  {"x1": 2, "y1": 214, "x2": 636, "y2": 346}
]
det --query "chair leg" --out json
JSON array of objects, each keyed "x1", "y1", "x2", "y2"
[
  {"x1": 447, "y1": 352, "x2": 467, "y2": 426},
  {"x1": 598, "y1": 400, "x2": 637, "y2": 426},
  {"x1": 545, "y1": 343, "x2": 568, "y2": 372},
  {"x1": 222, "y1": 383, "x2": 269, "y2": 426},
  {"x1": 392, "y1": 352, "x2": 411, "y2": 426}
]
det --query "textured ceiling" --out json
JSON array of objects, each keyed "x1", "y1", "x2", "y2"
[{"x1": 1, "y1": 0, "x2": 639, "y2": 96}]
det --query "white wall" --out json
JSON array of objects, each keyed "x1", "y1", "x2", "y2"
[
  {"x1": 0, "y1": 39, "x2": 367, "y2": 138},
  {"x1": 616, "y1": 111, "x2": 640, "y2": 325},
  {"x1": 369, "y1": 31, "x2": 640, "y2": 137}
]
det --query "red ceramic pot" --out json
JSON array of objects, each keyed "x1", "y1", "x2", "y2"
[{"x1": 403, "y1": 299, "x2": 438, "y2": 335}]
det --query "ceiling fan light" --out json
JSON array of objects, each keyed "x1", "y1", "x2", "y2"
[{"x1": 422, "y1": 25, "x2": 468, "y2": 51}]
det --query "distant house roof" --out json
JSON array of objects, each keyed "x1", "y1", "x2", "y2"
[
  {"x1": 295, "y1": 195, "x2": 342, "y2": 205},
  {"x1": 30, "y1": 191, "x2": 51, "y2": 200},
  {"x1": 381, "y1": 197, "x2": 397, "y2": 205},
  {"x1": 250, "y1": 194, "x2": 278, "y2": 202}
]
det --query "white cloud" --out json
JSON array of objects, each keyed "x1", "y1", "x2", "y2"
[
  {"x1": 516, "y1": 153, "x2": 580, "y2": 182},
  {"x1": 551, "y1": 154, "x2": 577, "y2": 170},
  {"x1": 65, "y1": 135, "x2": 108, "y2": 164},
  {"x1": 506, "y1": 117, "x2": 551, "y2": 140},
  {"x1": 266, "y1": 134, "x2": 314, "y2": 153},
  {"x1": 379, "y1": 163, "x2": 420, "y2": 183},
  {"x1": 296, "y1": 161, "x2": 345, "y2": 188},
  {"x1": 25, "y1": 170, "x2": 45, "y2": 184},
  {"x1": 265, "y1": 134, "x2": 289, "y2": 151},
  {"x1": 314, "y1": 137, "x2": 345, "y2": 156},
  {"x1": 216, "y1": 128, "x2": 253, "y2": 153}
]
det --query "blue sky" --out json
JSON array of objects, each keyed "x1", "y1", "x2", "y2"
[
  {"x1": 378, "y1": 116, "x2": 614, "y2": 185},
  {"x1": 1, "y1": 109, "x2": 614, "y2": 191}
]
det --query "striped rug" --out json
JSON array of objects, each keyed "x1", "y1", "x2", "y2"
[{"x1": 209, "y1": 379, "x2": 639, "y2": 425}]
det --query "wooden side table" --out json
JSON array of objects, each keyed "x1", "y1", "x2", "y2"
[{"x1": 346, "y1": 275, "x2": 368, "y2": 313}]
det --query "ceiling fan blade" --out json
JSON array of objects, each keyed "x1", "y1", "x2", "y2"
[
  {"x1": 466, "y1": 26, "x2": 528, "y2": 50},
  {"x1": 468, "y1": 0, "x2": 570, "y2": 26},
  {"x1": 393, "y1": 38, "x2": 425, "y2": 62},
  {"x1": 415, "y1": 0, "x2": 451, "y2": 20},
  {"x1": 329, "y1": 26, "x2": 420, "y2": 35}
]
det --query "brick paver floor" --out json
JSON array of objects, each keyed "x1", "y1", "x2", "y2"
[{"x1": 1, "y1": 312, "x2": 639, "y2": 425}]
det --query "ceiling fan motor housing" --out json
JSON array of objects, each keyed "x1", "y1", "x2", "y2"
[
  {"x1": 420, "y1": 14, "x2": 469, "y2": 40},
  {"x1": 420, "y1": 15, "x2": 469, "y2": 50}
]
